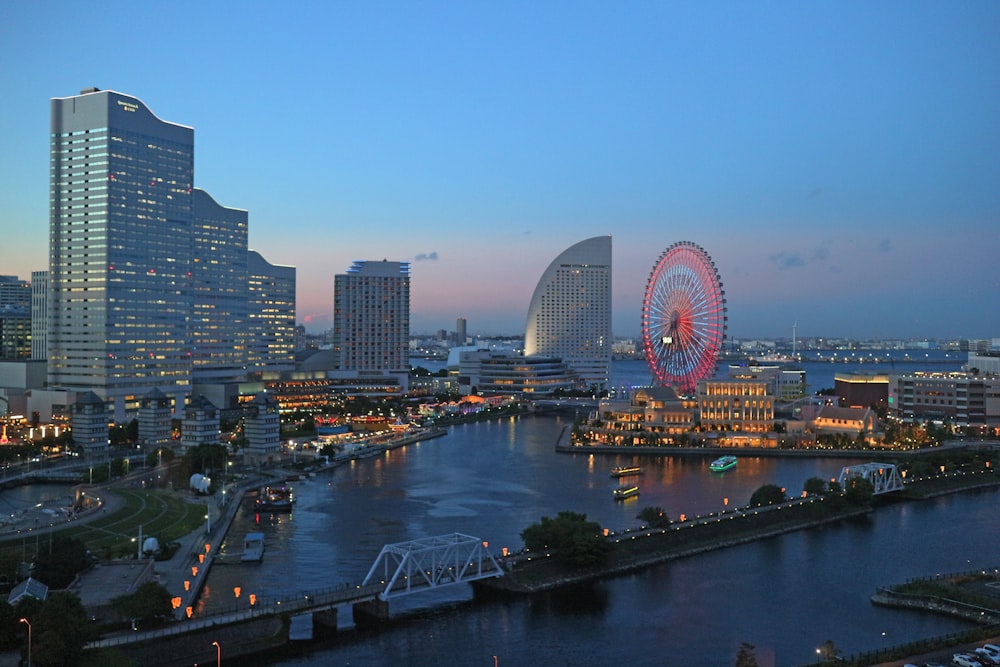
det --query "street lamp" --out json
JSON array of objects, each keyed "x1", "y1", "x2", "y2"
[
  {"x1": 212, "y1": 640, "x2": 221, "y2": 666},
  {"x1": 19, "y1": 618, "x2": 30, "y2": 666}
]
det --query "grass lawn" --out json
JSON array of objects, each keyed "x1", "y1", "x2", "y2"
[{"x1": 0, "y1": 488, "x2": 209, "y2": 578}]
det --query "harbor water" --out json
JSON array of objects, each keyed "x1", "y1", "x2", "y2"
[{"x1": 199, "y1": 412, "x2": 996, "y2": 667}]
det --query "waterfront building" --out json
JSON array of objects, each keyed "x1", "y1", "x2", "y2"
[
  {"x1": 524, "y1": 236, "x2": 612, "y2": 390},
  {"x1": 966, "y1": 351, "x2": 1000, "y2": 376},
  {"x1": 246, "y1": 250, "x2": 296, "y2": 374},
  {"x1": 581, "y1": 386, "x2": 696, "y2": 446},
  {"x1": 71, "y1": 391, "x2": 110, "y2": 458},
  {"x1": 887, "y1": 372, "x2": 1000, "y2": 432},
  {"x1": 811, "y1": 405, "x2": 878, "y2": 441},
  {"x1": 333, "y1": 260, "x2": 410, "y2": 372},
  {"x1": 696, "y1": 380, "x2": 775, "y2": 444},
  {"x1": 473, "y1": 354, "x2": 577, "y2": 396},
  {"x1": 47, "y1": 88, "x2": 296, "y2": 421},
  {"x1": 180, "y1": 395, "x2": 220, "y2": 451},
  {"x1": 244, "y1": 393, "x2": 280, "y2": 464},
  {"x1": 190, "y1": 189, "x2": 249, "y2": 383},
  {"x1": 729, "y1": 363, "x2": 806, "y2": 401},
  {"x1": 30, "y1": 271, "x2": 47, "y2": 361},
  {"x1": 137, "y1": 388, "x2": 172, "y2": 451},
  {"x1": 835, "y1": 373, "x2": 889, "y2": 410},
  {"x1": 49, "y1": 88, "x2": 195, "y2": 421}
]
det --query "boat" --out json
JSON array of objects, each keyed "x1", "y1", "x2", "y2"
[
  {"x1": 255, "y1": 484, "x2": 295, "y2": 512},
  {"x1": 612, "y1": 485, "x2": 640, "y2": 500},
  {"x1": 709, "y1": 455, "x2": 737, "y2": 472},
  {"x1": 610, "y1": 466, "x2": 643, "y2": 478},
  {"x1": 242, "y1": 532, "x2": 264, "y2": 562}
]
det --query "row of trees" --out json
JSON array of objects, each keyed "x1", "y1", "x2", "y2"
[{"x1": 519, "y1": 477, "x2": 879, "y2": 570}]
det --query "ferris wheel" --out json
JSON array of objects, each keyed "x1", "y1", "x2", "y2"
[{"x1": 641, "y1": 241, "x2": 727, "y2": 394}]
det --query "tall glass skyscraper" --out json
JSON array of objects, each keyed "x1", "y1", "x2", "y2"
[
  {"x1": 49, "y1": 88, "x2": 195, "y2": 419},
  {"x1": 48, "y1": 88, "x2": 294, "y2": 420},
  {"x1": 524, "y1": 235, "x2": 612, "y2": 389}
]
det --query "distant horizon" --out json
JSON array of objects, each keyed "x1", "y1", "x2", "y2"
[{"x1": 2, "y1": 3, "x2": 998, "y2": 341}]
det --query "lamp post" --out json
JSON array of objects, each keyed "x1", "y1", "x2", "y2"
[
  {"x1": 19, "y1": 617, "x2": 30, "y2": 667},
  {"x1": 212, "y1": 640, "x2": 221, "y2": 666}
]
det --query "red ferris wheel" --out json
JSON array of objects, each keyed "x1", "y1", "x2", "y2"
[{"x1": 641, "y1": 241, "x2": 727, "y2": 394}]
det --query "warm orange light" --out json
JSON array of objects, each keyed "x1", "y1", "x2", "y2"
[
  {"x1": 723, "y1": 497, "x2": 729, "y2": 506},
  {"x1": 482, "y1": 541, "x2": 488, "y2": 549},
  {"x1": 680, "y1": 514, "x2": 686, "y2": 522},
  {"x1": 502, "y1": 548, "x2": 509, "y2": 557},
  {"x1": 249, "y1": 593, "x2": 257, "y2": 606},
  {"x1": 186, "y1": 606, "x2": 193, "y2": 618},
  {"x1": 171, "y1": 597, "x2": 182, "y2": 609},
  {"x1": 205, "y1": 543, "x2": 211, "y2": 554},
  {"x1": 198, "y1": 554, "x2": 205, "y2": 564},
  {"x1": 234, "y1": 586, "x2": 241, "y2": 598},
  {"x1": 184, "y1": 580, "x2": 190, "y2": 591},
  {"x1": 191, "y1": 566, "x2": 198, "y2": 577},
  {"x1": 603, "y1": 528, "x2": 609, "y2": 537}
]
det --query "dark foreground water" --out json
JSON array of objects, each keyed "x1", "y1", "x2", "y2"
[{"x1": 197, "y1": 415, "x2": 996, "y2": 667}]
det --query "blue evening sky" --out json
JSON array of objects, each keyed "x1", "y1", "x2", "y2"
[{"x1": 1, "y1": 1, "x2": 998, "y2": 340}]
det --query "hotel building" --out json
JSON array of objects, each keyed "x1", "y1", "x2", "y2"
[
  {"x1": 48, "y1": 88, "x2": 294, "y2": 421},
  {"x1": 524, "y1": 236, "x2": 612, "y2": 389},
  {"x1": 333, "y1": 260, "x2": 410, "y2": 372}
]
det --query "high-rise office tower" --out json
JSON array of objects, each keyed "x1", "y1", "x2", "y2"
[
  {"x1": 190, "y1": 189, "x2": 249, "y2": 382},
  {"x1": 333, "y1": 260, "x2": 410, "y2": 371},
  {"x1": 48, "y1": 88, "x2": 295, "y2": 420},
  {"x1": 49, "y1": 88, "x2": 195, "y2": 419},
  {"x1": 246, "y1": 250, "x2": 296, "y2": 373},
  {"x1": 524, "y1": 235, "x2": 612, "y2": 389},
  {"x1": 455, "y1": 317, "x2": 467, "y2": 345},
  {"x1": 30, "y1": 271, "x2": 48, "y2": 361}
]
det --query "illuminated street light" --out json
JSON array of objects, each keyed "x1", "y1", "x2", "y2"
[
  {"x1": 212, "y1": 640, "x2": 221, "y2": 666},
  {"x1": 19, "y1": 618, "x2": 30, "y2": 666}
]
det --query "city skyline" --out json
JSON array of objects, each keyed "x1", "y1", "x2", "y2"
[{"x1": 1, "y1": 2, "x2": 998, "y2": 339}]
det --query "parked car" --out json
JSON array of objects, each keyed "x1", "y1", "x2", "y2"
[
  {"x1": 983, "y1": 646, "x2": 1000, "y2": 659},
  {"x1": 953, "y1": 654, "x2": 983, "y2": 667},
  {"x1": 974, "y1": 649, "x2": 1000, "y2": 666}
]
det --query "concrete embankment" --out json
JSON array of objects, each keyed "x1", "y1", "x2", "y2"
[
  {"x1": 870, "y1": 587, "x2": 1000, "y2": 624},
  {"x1": 477, "y1": 504, "x2": 873, "y2": 595}
]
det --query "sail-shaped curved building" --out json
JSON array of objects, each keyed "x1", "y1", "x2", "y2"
[{"x1": 524, "y1": 236, "x2": 612, "y2": 389}]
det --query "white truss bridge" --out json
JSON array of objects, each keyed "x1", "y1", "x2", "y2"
[
  {"x1": 837, "y1": 462, "x2": 905, "y2": 495},
  {"x1": 361, "y1": 532, "x2": 504, "y2": 599}
]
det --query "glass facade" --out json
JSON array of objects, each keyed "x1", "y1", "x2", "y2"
[{"x1": 524, "y1": 235, "x2": 612, "y2": 388}]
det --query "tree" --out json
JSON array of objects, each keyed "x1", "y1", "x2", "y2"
[
  {"x1": 32, "y1": 536, "x2": 90, "y2": 589},
  {"x1": 843, "y1": 476, "x2": 875, "y2": 506},
  {"x1": 803, "y1": 477, "x2": 827, "y2": 496},
  {"x1": 112, "y1": 582, "x2": 174, "y2": 625},
  {"x1": 22, "y1": 591, "x2": 95, "y2": 667},
  {"x1": 521, "y1": 511, "x2": 612, "y2": 568},
  {"x1": 748, "y1": 484, "x2": 786, "y2": 507},
  {"x1": 735, "y1": 642, "x2": 759, "y2": 667},
  {"x1": 637, "y1": 506, "x2": 671, "y2": 529}
]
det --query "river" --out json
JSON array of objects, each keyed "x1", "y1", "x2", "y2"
[{"x1": 195, "y1": 413, "x2": 996, "y2": 667}]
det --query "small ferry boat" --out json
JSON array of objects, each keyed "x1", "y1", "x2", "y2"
[
  {"x1": 242, "y1": 532, "x2": 265, "y2": 562},
  {"x1": 612, "y1": 485, "x2": 640, "y2": 500},
  {"x1": 709, "y1": 455, "x2": 737, "y2": 472},
  {"x1": 255, "y1": 484, "x2": 295, "y2": 512},
  {"x1": 610, "y1": 465, "x2": 643, "y2": 478}
]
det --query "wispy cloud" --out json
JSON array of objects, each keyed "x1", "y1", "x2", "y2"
[
  {"x1": 769, "y1": 251, "x2": 806, "y2": 270},
  {"x1": 414, "y1": 252, "x2": 439, "y2": 262}
]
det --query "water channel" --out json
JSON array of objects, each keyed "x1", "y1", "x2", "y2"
[{"x1": 190, "y1": 413, "x2": 997, "y2": 667}]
